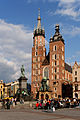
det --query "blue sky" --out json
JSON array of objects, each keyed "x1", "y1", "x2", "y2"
[{"x1": 0, "y1": 0, "x2": 80, "y2": 83}]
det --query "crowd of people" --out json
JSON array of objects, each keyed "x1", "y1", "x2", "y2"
[
  {"x1": 35, "y1": 98, "x2": 80, "y2": 112},
  {"x1": 1, "y1": 97, "x2": 17, "y2": 109}
]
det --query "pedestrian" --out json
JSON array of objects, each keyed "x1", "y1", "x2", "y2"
[
  {"x1": 6, "y1": 99, "x2": 10, "y2": 110},
  {"x1": 36, "y1": 102, "x2": 39, "y2": 109},
  {"x1": 50, "y1": 100, "x2": 53, "y2": 112},
  {"x1": 53, "y1": 106, "x2": 55, "y2": 112},
  {"x1": 14, "y1": 98, "x2": 17, "y2": 105}
]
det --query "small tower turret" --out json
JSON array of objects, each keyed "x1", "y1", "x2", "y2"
[{"x1": 33, "y1": 8, "x2": 45, "y2": 38}]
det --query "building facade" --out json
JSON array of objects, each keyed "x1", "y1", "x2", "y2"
[
  {"x1": 31, "y1": 11, "x2": 72, "y2": 99},
  {"x1": 72, "y1": 61, "x2": 80, "y2": 99},
  {"x1": 5, "y1": 81, "x2": 19, "y2": 97},
  {"x1": 0, "y1": 80, "x2": 5, "y2": 99}
]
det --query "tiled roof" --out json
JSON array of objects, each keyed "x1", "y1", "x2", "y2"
[
  {"x1": 42, "y1": 52, "x2": 50, "y2": 66},
  {"x1": 65, "y1": 63, "x2": 72, "y2": 73}
]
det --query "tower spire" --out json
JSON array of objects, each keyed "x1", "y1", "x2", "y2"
[{"x1": 37, "y1": 8, "x2": 41, "y2": 29}]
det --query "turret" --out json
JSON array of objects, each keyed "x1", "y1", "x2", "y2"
[
  {"x1": 50, "y1": 24, "x2": 64, "y2": 44},
  {"x1": 33, "y1": 8, "x2": 45, "y2": 38}
]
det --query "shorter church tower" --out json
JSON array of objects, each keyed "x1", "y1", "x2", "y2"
[
  {"x1": 31, "y1": 9, "x2": 46, "y2": 98},
  {"x1": 49, "y1": 24, "x2": 65, "y2": 98}
]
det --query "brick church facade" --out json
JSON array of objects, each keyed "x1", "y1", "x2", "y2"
[{"x1": 31, "y1": 11, "x2": 73, "y2": 99}]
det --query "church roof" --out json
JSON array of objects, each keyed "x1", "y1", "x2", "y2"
[
  {"x1": 42, "y1": 52, "x2": 50, "y2": 66},
  {"x1": 65, "y1": 63, "x2": 72, "y2": 73},
  {"x1": 50, "y1": 24, "x2": 64, "y2": 44},
  {"x1": 42, "y1": 58, "x2": 49, "y2": 66}
]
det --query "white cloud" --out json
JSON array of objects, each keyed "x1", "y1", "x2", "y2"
[
  {"x1": 48, "y1": 0, "x2": 80, "y2": 21},
  {"x1": 0, "y1": 19, "x2": 33, "y2": 83},
  {"x1": 55, "y1": 7, "x2": 79, "y2": 18},
  {"x1": 61, "y1": 25, "x2": 80, "y2": 37}
]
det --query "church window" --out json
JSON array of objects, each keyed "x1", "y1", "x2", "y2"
[
  {"x1": 62, "y1": 55, "x2": 64, "y2": 60},
  {"x1": 75, "y1": 84, "x2": 78, "y2": 91},
  {"x1": 75, "y1": 77, "x2": 77, "y2": 82},
  {"x1": 43, "y1": 52, "x2": 45, "y2": 56},
  {"x1": 52, "y1": 55, "x2": 54, "y2": 59},
  {"x1": 55, "y1": 75, "x2": 57, "y2": 80},
  {"x1": 75, "y1": 71, "x2": 77, "y2": 75},
  {"x1": 38, "y1": 77, "x2": 40, "y2": 81},
  {"x1": 35, "y1": 52, "x2": 37, "y2": 56},
  {"x1": 55, "y1": 68, "x2": 57, "y2": 73},
  {"x1": 55, "y1": 61, "x2": 57, "y2": 66},
  {"x1": 55, "y1": 54, "x2": 57, "y2": 59},
  {"x1": 57, "y1": 75, "x2": 59, "y2": 79},
  {"x1": 38, "y1": 64, "x2": 40, "y2": 68},
  {"x1": 62, "y1": 63, "x2": 64, "y2": 67},
  {"x1": 43, "y1": 47, "x2": 45, "y2": 50},
  {"x1": 38, "y1": 57, "x2": 40, "y2": 62},
  {"x1": 36, "y1": 37, "x2": 38, "y2": 44},
  {"x1": 34, "y1": 83, "x2": 36, "y2": 87},
  {"x1": 36, "y1": 58, "x2": 38, "y2": 61},
  {"x1": 55, "y1": 93, "x2": 57, "y2": 97},
  {"x1": 52, "y1": 61, "x2": 53, "y2": 66},
  {"x1": 33, "y1": 71, "x2": 35, "y2": 75},
  {"x1": 55, "y1": 87, "x2": 56, "y2": 91},
  {"x1": 55, "y1": 46, "x2": 57, "y2": 51},
  {"x1": 33, "y1": 64, "x2": 34, "y2": 69},
  {"x1": 52, "y1": 68, "x2": 53, "y2": 73},
  {"x1": 62, "y1": 70, "x2": 64, "y2": 74},
  {"x1": 33, "y1": 58, "x2": 36, "y2": 62},
  {"x1": 62, "y1": 76, "x2": 64, "y2": 80},
  {"x1": 38, "y1": 70, "x2": 40, "y2": 75},
  {"x1": 36, "y1": 70, "x2": 38, "y2": 75},
  {"x1": 40, "y1": 37, "x2": 42, "y2": 45},
  {"x1": 36, "y1": 64, "x2": 38, "y2": 69},
  {"x1": 57, "y1": 54, "x2": 59, "y2": 59},
  {"x1": 43, "y1": 67, "x2": 49, "y2": 79},
  {"x1": 57, "y1": 67, "x2": 59, "y2": 72},
  {"x1": 36, "y1": 46, "x2": 38, "y2": 49},
  {"x1": 57, "y1": 60, "x2": 59, "y2": 65},
  {"x1": 62, "y1": 46, "x2": 64, "y2": 51},
  {"x1": 53, "y1": 45, "x2": 57, "y2": 51},
  {"x1": 38, "y1": 83, "x2": 39, "y2": 87},
  {"x1": 36, "y1": 76, "x2": 38, "y2": 81}
]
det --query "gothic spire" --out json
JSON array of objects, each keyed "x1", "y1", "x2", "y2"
[
  {"x1": 37, "y1": 8, "x2": 41, "y2": 29},
  {"x1": 33, "y1": 9, "x2": 45, "y2": 38}
]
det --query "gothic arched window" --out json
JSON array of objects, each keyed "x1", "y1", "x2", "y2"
[{"x1": 43, "y1": 67, "x2": 49, "y2": 79}]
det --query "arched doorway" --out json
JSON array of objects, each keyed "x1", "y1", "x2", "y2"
[
  {"x1": 62, "y1": 83, "x2": 73, "y2": 98},
  {"x1": 45, "y1": 94, "x2": 49, "y2": 100},
  {"x1": 41, "y1": 94, "x2": 44, "y2": 100},
  {"x1": 75, "y1": 93, "x2": 78, "y2": 99},
  {"x1": 36, "y1": 91, "x2": 39, "y2": 100}
]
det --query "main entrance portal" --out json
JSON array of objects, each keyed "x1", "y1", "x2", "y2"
[{"x1": 62, "y1": 84, "x2": 73, "y2": 99}]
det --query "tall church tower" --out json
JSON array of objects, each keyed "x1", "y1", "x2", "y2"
[
  {"x1": 31, "y1": 9, "x2": 46, "y2": 98},
  {"x1": 49, "y1": 24, "x2": 65, "y2": 98}
]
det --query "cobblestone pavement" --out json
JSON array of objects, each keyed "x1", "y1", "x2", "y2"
[{"x1": 0, "y1": 106, "x2": 80, "y2": 120}]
